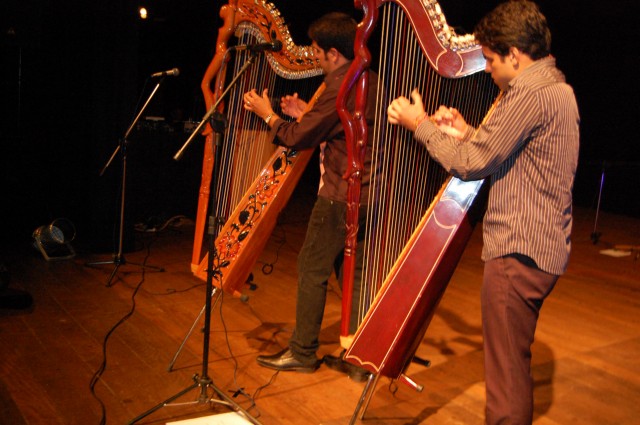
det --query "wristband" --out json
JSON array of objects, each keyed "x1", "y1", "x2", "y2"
[{"x1": 264, "y1": 113, "x2": 273, "y2": 125}]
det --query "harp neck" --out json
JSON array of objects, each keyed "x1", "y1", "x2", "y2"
[
  {"x1": 373, "y1": 0, "x2": 486, "y2": 77},
  {"x1": 202, "y1": 1, "x2": 323, "y2": 109}
]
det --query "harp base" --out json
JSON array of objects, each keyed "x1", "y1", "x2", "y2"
[{"x1": 340, "y1": 334, "x2": 355, "y2": 350}]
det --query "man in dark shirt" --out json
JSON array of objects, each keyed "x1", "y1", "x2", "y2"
[{"x1": 243, "y1": 12, "x2": 377, "y2": 380}]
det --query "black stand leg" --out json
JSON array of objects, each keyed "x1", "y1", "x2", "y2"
[
  {"x1": 591, "y1": 161, "x2": 606, "y2": 244},
  {"x1": 168, "y1": 274, "x2": 251, "y2": 372},
  {"x1": 167, "y1": 292, "x2": 213, "y2": 372},
  {"x1": 86, "y1": 80, "x2": 166, "y2": 286},
  {"x1": 128, "y1": 54, "x2": 262, "y2": 425}
]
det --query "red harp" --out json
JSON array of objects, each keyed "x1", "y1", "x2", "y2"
[
  {"x1": 336, "y1": 0, "x2": 499, "y2": 415},
  {"x1": 191, "y1": 0, "x2": 323, "y2": 297}
]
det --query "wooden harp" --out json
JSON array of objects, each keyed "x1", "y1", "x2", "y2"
[
  {"x1": 191, "y1": 0, "x2": 324, "y2": 296},
  {"x1": 337, "y1": 0, "x2": 499, "y2": 385}
]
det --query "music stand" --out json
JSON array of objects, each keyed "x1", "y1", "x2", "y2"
[
  {"x1": 86, "y1": 78, "x2": 166, "y2": 286},
  {"x1": 128, "y1": 52, "x2": 262, "y2": 425}
]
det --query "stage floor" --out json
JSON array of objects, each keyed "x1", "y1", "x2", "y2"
[{"x1": 1, "y1": 200, "x2": 638, "y2": 425}]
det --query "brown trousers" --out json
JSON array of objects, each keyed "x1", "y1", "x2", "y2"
[{"x1": 481, "y1": 254, "x2": 559, "y2": 425}]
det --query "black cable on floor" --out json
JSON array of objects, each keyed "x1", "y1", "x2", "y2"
[{"x1": 88, "y1": 238, "x2": 154, "y2": 425}]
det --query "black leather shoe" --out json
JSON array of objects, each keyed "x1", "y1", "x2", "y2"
[
  {"x1": 256, "y1": 348, "x2": 320, "y2": 373},
  {"x1": 323, "y1": 350, "x2": 371, "y2": 382}
]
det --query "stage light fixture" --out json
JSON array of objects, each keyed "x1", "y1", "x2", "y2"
[
  {"x1": 32, "y1": 218, "x2": 76, "y2": 261},
  {"x1": 139, "y1": 7, "x2": 148, "y2": 20}
]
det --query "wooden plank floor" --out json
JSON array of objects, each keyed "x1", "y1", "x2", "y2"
[{"x1": 1, "y1": 195, "x2": 639, "y2": 425}]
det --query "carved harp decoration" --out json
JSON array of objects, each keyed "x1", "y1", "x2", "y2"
[
  {"x1": 337, "y1": 0, "x2": 499, "y2": 380},
  {"x1": 192, "y1": 0, "x2": 323, "y2": 296}
]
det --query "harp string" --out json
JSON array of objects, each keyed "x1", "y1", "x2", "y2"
[
  {"x1": 357, "y1": 2, "x2": 498, "y2": 324},
  {"x1": 211, "y1": 29, "x2": 323, "y2": 223}
]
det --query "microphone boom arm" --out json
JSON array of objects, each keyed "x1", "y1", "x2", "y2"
[
  {"x1": 174, "y1": 53, "x2": 257, "y2": 161},
  {"x1": 100, "y1": 79, "x2": 164, "y2": 176}
]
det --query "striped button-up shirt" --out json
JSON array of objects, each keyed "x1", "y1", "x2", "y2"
[{"x1": 415, "y1": 57, "x2": 580, "y2": 275}]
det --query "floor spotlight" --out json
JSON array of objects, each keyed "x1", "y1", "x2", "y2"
[{"x1": 32, "y1": 218, "x2": 76, "y2": 261}]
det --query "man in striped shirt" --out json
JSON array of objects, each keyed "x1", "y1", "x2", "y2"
[{"x1": 387, "y1": 1, "x2": 579, "y2": 423}]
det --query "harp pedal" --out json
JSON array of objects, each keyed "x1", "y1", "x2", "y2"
[{"x1": 399, "y1": 374, "x2": 424, "y2": 392}]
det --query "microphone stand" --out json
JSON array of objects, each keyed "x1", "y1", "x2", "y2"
[
  {"x1": 128, "y1": 52, "x2": 262, "y2": 425},
  {"x1": 86, "y1": 78, "x2": 166, "y2": 286}
]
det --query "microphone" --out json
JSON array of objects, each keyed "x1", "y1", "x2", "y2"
[
  {"x1": 234, "y1": 40, "x2": 283, "y2": 53},
  {"x1": 150, "y1": 68, "x2": 180, "y2": 78}
]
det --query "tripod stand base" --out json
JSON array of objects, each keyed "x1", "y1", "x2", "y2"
[
  {"x1": 85, "y1": 255, "x2": 165, "y2": 286},
  {"x1": 128, "y1": 374, "x2": 262, "y2": 425}
]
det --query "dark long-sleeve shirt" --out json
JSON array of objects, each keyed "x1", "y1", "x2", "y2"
[
  {"x1": 415, "y1": 57, "x2": 580, "y2": 275},
  {"x1": 269, "y1": 63, "x2": 378, "y2": 204}
]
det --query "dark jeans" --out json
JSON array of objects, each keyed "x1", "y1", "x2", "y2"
[{"x1": 289, "y1": 196, "x2": 366, "y2": 362}]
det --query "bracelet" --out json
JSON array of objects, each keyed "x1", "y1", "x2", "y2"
[
  {"x1": 264, "y1": 113, "x2": 273, "y2": 125},
  {"x1": 414, "y1": 112, "x2": 427, "y2": 130}
]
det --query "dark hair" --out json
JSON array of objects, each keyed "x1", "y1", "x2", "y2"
[
  {"x1": 474, "y1": 0, "x2": 551, "y2": 60},
  {"x1": 308, "y1": 12, "x2": 357, "y2": 60}
]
